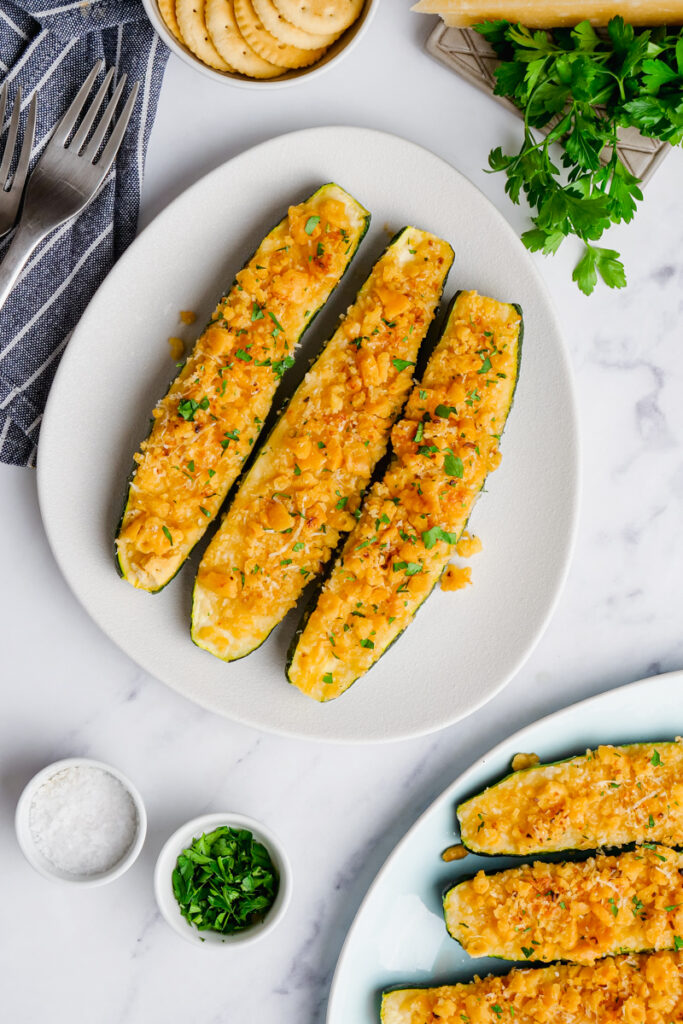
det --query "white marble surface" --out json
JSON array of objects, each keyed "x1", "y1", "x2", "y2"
[{"x1": 2, "y1": 3, "x2": 683, "y2": 1021}]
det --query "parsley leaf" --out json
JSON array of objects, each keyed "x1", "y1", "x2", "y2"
[
  {"x1": 475, "y1": 16, "x2": 683, "y2": 293},
  {"x1": 422, "y1": 526, "x2": 459, "y2": 549},
  {"x1": 444, "y1": 452, "x2": 464, "y2": 478}
]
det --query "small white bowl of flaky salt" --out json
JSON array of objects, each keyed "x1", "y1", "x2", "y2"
[{"x1": 15, "y1": 758, "x2": 146, "y2": 886}]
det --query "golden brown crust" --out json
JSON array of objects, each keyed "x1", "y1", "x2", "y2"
[
  {"x1": 459, "y1": 741, "x2": 683, "y2": 855},
  {"x1": 381, "y1": 952, "x2": 683, "y2": 1024},
  {"x1": 192, "y1": 229, "x2": 453, "y2": 660},
  {"x1": 116, "y1": 186, "x2": 367, "y2": 591},
  {"x1": 445, "y1": 845, "x2": 683, "y2": 963},
  {"x1": 288, "y1": 291, "x2": 521, "y2": 701}
]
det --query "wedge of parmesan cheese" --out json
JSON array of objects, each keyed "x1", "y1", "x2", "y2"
[{"x1": 412, "y1": 0, "x2": 683, "y2": 27}]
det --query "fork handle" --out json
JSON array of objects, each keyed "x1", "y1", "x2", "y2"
[{"x1": 0, "y1": 221, "x2": 48, "y2": 313}]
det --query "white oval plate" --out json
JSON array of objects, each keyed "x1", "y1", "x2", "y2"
[
  {"x1": 326, "y1": 671, "x2": 683, "y2": 1022},
  {"x1": 38, "y1": 127, "x2": 578, "y2": 743}
]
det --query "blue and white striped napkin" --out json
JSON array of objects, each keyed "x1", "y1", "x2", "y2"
[{"x1": 0, "y1": 0, "x2": 168, "y2": 466}]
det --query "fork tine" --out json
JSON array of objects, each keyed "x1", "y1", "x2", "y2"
[
  {"x1": 84, "y1": 74, "x2": 129, "y2": 161},
  {"x1": 93, "y1": 80, "x2": 139, "y2": 176},
  {"x1": 0, "y1": 83, "x2": 8, "y2": 134},
  {"x1": 94, "y1": 80, "x2": 139, "y2": 173},
  {"x1": 10, "y1": 92, "x2": 37, "y2": 195},
  {"x1": 70, "y1": 66, "x2": 115, "y2": 154},
  {"x1": 0, "y1": 86, "x2": 22, "y2": 188},
  {"x1": 51, "y1": 59, "x2": 104, "y2": 146}
]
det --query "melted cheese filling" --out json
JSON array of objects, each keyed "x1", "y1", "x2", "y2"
[
  {"x1": 192, "y1": 229, "x2": 454, "y2": 660},
  {"x1": 459, "y1": 742, "x2": 683, "y2": 855},
  {"x1": 446, "y1": 845, "x2": 683, "y2": 963},
  {"x1": 381, "y1": 952, "x2": 683, "y2": 1024},
  {"x1": 116, "y1": 184, "x2": 368, "y2": 591},
  {"x1": 288, "y1": 291, "x2": 521, "y2": 701}
]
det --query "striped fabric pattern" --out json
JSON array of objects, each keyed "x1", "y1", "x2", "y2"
[{"x1": 0, "y1": 0, "x2": 168, "y2": 466}]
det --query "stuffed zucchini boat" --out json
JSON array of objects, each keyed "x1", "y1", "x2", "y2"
[
  {"x1": 191, "y1": 228, "x2": 454, "y2": 661},
  {"x1": 458, "y1": 740, "x2": 683, "y2": 856},
  {"x1": 286, "y1": 290, "x2": 522, "y2": 701},
  {"x1": 444, "y1": 844, "x2": 683, "y2": 964},
  {"x1": 380, "y1": 951, "x2": 683, "y2": 1024},
  {"x1": 115, "y1": 183, "x2": 370, "y2": 592}
]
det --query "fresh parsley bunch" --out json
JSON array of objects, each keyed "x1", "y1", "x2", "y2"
[
  {"x1": 475, "y1": 17, "x2": 683, "y2": 294},
  {"x1": 172, "y1": 826, "x2": 278, "y2": 934}
]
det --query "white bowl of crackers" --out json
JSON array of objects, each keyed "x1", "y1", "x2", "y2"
[{"x1": 144, "y1": 0, "x2": 377, "y2": 86}]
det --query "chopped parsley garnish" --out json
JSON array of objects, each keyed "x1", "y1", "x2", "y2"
[
  {"x1": 316, "y1": 242, "x2": 324, "y2": 257},
  {"x1": 392, "y1": 357, "x2": 415, "y2": 373},
  {"x1": 251, "y1": 302, "x2": 264, "y2": 321},
  {"x1": 304, "y1": 215, "x2": 320, "y2": 235},
  {"x1": 675, "y1": 935, "x2": 683, "y2": 951},
  {"x1": 178, "y1": 396, "x2": 209, "y2": 421},
  {"x1": 521, "y1": 946, "x2": 534, "y2": 959},
  {"x1": 360, "y1": 638, "x2": 375, "y2": 649},
  {"x1": 272, "y1": 355, "x2": 295, "y2": 378},
  {"x1": 162, "y1": 525, "x2": 173, "y2": 545},
  {"x1": 477, "y1": 354, "x2": 493, "y2": 374},
  {"x1": 220, "y1": 429, "x2": 240, "y2": 451},
  {"x1": 608, "y1": 897, "x2": 619, "y2": 918},
  {"x1": 414, "y1": 422, "x2": 424, "y2": 443},
  {"x1": 435, "y1": 403, "x2": 457, "y2": 418},
  {"x1": 199, "y1": 506, "x2": 210, "y2": 517},
  {"x1": 651, "y1": 749, "x2": 664, "y2": 766},
  {"x1": 444, "y1": 452, "x2": 464, "y2": 478},
  {"x1": 236, "y1": 349, "x2": 252, "y2": 361},
  {"x1": 422, "y1": 526, "x2": 458, "y2": 549},
  {"x1": 172, "y1": 826, "x2": 278, "y2": 935},
  {"x1": 293, "y1": 542, "x2": 304, "y2": 552},
  {"x1": 393, "y1": 561, "x2": 422, "y2": 576},
  {"x1": 268, "y1": 311, "x2": 284, "y2": 336},
  {"x1": 322, "y1": 672, "x2": 333, "y2": 684}
]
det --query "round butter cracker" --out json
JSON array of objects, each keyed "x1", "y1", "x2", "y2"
[
  {"x1": 234, "y1": 0, "x2": 327, "y2": 68},
  {"x1": 176, "y1": 0, "x2": 233, "y2": 71},
  {"x1": 252, "y1": 0, "x2": 338, "y2": 49},
  {"x1": 158, "y1": 0, "x2": 185, "y2": 43},
  {"x1": 206, "y1": 0, "x2": 285, "y2": 77},
  {"x1": 272, "y1": 0, "x2": 364, "y2": 35}
]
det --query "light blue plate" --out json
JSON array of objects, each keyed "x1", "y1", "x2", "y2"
[{"x1": 327, "y1": 671, "x2": 683, "y2": 1023}]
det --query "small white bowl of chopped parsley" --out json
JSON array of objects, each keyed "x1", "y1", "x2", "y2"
[{"x1": 154, "y1": 812, "x2": 291, "y2": 946}]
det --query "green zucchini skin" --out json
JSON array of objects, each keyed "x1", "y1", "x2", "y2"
[
  {"x1": 285, "y1": 295, "x2": 524, "y2": 699},
  {"x1": 457, "y1": 740, "x2": 683, "y2": 856},
  {"x1": 114, "y1": 184, "x2": 370, "y2": 593},
  {"x1": 191, "y1": 228, "x2": 454, "y2": 661}
]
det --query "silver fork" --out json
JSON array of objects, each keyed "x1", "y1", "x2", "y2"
[
  {"x1": 0, "y1": 61, "x2": 139, "y2": 313},
  {"x1": 0, "y1": 85, "x2": 37, "y2": 240}
]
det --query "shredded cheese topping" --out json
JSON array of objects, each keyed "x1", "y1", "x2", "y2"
[
  {"x1": 458, "y1": 741, "x2": 683, "y2": 855},
  {"x1": 381, "y1": 952, "x2": 683, "y2": 1024},
  {"x1": 192, "y1": 229, "x2": 453, "y2": 660},
  {"x1": 446, "y1": 845, "x2": 683, "y2": 964},
  {"x1": 288, "y1": 291, "x2": 521, "y2": 701},
  {"x1": 115, "y1": 184, "x2": 368, "y2": 591}
]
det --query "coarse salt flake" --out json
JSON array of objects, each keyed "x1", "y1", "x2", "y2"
[{"x1": 29, "y1": 765, "x2": 138, "y2": 877}]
